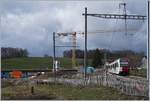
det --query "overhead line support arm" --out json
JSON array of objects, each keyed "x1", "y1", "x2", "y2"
[{"x1": 82, "y1": 13, "x2": 146, "y2": 20}]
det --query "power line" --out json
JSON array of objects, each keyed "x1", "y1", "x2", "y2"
[{"x1": 82, "y1": 3, "x2": 147, "y2": 81}]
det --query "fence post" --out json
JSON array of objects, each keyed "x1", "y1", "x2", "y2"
[{"x1": 31, "y1": 86, "x2": 34, "y2": 95}]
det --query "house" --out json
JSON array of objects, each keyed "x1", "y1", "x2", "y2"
[{"x1": 138, "y1": 56, "x2": 147, "y2": 69}]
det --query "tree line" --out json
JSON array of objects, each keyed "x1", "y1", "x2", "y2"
[
  {"x1": 63, "y1": 49, "x2": 145, "y2": 68},
  {"x1": 63, "y1": 49, "x2": 144, "y2": 59},
  {"x1": 1, "y1": 47, "x2": 28, "y2": 59}
]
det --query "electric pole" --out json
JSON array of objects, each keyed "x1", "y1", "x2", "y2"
[
  {"x1": 104, "y1": 52, "x2": 107, "y2": 85},
  {"x1": 119, "y1": 3, "x2": 127, "y2": 35},
  {"x1": 82, "y1": 4, "x2": 146, "y2": 84},
  {"x1": 53, "y1": 32, "x2": 56, "y2": 71},
  {"x1": 147, "y1": 0, "x2": 149, "y2": 81},
  {"x1": 84, "y1": 7, "x2": 87, "y2": 81},
  {"x1": 72, "y1": 32, "x2": 76, "y2": 68},
  {"x1": 53, "y1": 32, "x2": 56, "y2": 82}
]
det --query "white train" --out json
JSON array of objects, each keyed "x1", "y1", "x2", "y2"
[{"x1": 106, "y1": 58, "x2": 130, "y2": 76}]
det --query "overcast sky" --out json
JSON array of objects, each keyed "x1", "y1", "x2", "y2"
[{"x1": 0, "y1": 0, "x2": 148, "y2": 57}]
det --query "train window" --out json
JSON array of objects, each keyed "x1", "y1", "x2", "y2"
[
  {"x1": 116, "y1": 63, "x2": 118, "y2": 67},
  {"x1": 120, "y1": 61, "x2": 128, "y2": 66}
]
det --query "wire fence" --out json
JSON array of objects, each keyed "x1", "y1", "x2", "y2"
[
  {"x1": 36, "y1": 71, "x2": 149, "y2": 97},
  {"x1": 91, "y1": 72, "x2": 149, "y2": 97}
]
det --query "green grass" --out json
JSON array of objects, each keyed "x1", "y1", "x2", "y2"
[
  {"x1": 129, "y1": 69, "x2": 147, "y2": 78},
  {"x1": 1, "y1": 83, "x2": 147, "y2": 100},
  {"x1": 1, "y1": 57, "x2": 53, "y2": 70},
  {"x1": 1, "y1": 57, "x2": 84, "y2": 70}
]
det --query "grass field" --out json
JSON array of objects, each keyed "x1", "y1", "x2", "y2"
[
  {"x1": 1, "y1": 57, "x2": 147, "y2": 78},
  {"x1": 1, "y1": 83, "x2": 147, "y2": 100},
  {"x1": 1, "y1": 57, "x2": 148, "y2": 100},
  {"x1": 1, "y1": 57, "x2": 83, "y2": 70}
]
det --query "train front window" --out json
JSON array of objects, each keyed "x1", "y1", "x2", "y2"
[{"x1": 120, "y1": 62, "x2": 128, "y2": 67}]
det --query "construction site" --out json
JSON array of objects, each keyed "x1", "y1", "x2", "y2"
[{"x1": 1, "y1": 0, "x2": 150, "y2": 100}]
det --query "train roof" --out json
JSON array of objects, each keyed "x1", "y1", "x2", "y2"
[{"x1": 106, "y1": 58, "x2": 129, "y2": 65}]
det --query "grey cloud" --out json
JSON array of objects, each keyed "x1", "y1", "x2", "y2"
[{"x1": 0, "y1": 0, "x2": 147, "y2": 56}]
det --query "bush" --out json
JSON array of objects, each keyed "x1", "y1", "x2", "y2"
[{"x1": 92, "y1": 48, "x2": 103, "y2": 68}]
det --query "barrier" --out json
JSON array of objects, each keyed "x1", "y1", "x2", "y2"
[
  {"x1": 35, "y1": 71, "x2": 149, "y2": 97},
  {"x1": 89, "y1": 72, "x2": 149, "y2": 97}
]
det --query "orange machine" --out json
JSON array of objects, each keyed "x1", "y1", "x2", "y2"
[{"x1": 10, "y1": 70, "x2": 23, "y2": 79}]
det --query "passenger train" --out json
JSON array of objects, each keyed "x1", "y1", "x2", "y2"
[{"x1": 106, "y1": 58, "x2": 130, "y2": 76}]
